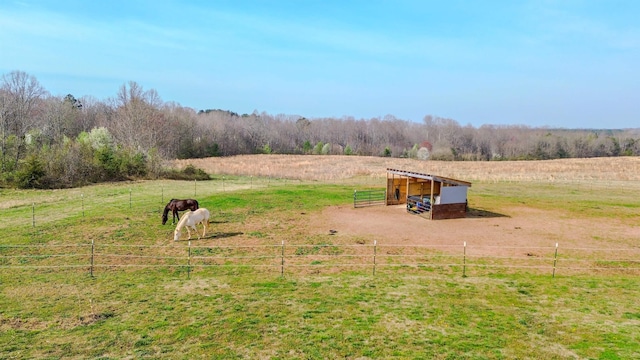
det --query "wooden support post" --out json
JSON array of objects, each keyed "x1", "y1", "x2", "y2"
[
  {"x1": 281, "y1": 240, "x2": 285, "y2": 277},
  {"x1": 373, "y1": 240, "x2": 377, "y2": 276},
  {"x1": 552, "y1": 243, "x2": 558, "y2": 278},
  {"x1": 430, "y1": 180, "x2": 435, "y2": 220},
  {"x1": 463, "y1": 241, "x2": 467, "y2": 278},
  {"x1": 187, "y1": 241, "x2": 192, "y2": 279},
  {"x1": 90, "y1": 239, "x2": 95, "y2": 277}
]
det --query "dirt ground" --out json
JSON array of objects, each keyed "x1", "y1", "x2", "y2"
[{"x1": 303, "y1": 203, "x2": 638, "y2": 259}]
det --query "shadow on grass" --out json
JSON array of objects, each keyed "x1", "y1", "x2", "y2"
[
  {"x1": 176, "y1": 232, "x2": 244, "y2": 242},
  {"x1": 208, "y1": 231, "x2": 243, "y2": 239},
  {"x1": 209, "y1": 220, "x2": 230, "y2": 224},
  {"x1": 466, "y1": 207, "x2": 509, "y2": 218}
]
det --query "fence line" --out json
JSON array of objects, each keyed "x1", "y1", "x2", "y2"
[
  {"x1": 1, "y1": 177, "x2": 305, "y2": 231},
  {"x1": 1, "y1": 241, "x2": 639, "y2": 277}
]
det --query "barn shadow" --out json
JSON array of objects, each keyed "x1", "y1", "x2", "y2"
[{"x1": 466, "y1": 207, "x2": 509, "y2": 218}]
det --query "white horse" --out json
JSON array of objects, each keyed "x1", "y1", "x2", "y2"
[{"x1": 173, "y1": 208, "x2": 210, "y2": 241}]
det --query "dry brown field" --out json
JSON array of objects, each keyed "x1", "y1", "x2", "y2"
[{"x1": 174, "y1": 154, "x2": 640, "y2": 183}]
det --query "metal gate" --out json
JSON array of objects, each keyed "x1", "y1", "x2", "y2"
[{"x1": 353, "y1": 189, "x2": 386, "y2": 208}]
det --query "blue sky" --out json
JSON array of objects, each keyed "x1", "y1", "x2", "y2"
[{"x1": 1, "y1": 0, "x2": 638, "y2": 128}]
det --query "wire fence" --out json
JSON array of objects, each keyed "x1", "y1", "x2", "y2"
[
  {"x1": 0, "y1": 177, "x2": 311, "y2": 231},
  {"x1": 2, "y1": 177, "x2": 638, "y2": 278},
  {"x1": 1, "y1": 241, "x2": 638, "y2": 278}
]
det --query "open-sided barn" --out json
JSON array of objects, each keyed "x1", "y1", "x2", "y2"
[{"x1": 386, "y1": 168, "x2": 471, "y2": 220}]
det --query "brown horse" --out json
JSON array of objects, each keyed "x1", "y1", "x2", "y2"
[{"x1": 162, "y1": 199, "x2": 199, "y2": 225}]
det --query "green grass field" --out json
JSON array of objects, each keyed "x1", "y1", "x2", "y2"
[{"x1": 1, "y1": 177, "x2": 639, "y2": 359}]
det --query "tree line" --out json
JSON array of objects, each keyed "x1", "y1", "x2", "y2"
[{"x1": 2, "y1": 70, "x2": 639, "y2": 188}]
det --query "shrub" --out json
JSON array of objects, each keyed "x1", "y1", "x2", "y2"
[
  {"x1": 14, "y1": 154, "x2": 46, "y2": 188},
  {"x1": 162, "y1": 165, "x2": 210, "y2": 181},
  {"x1": 344, "y1": 145, "x2": 353, "y2": 155}
]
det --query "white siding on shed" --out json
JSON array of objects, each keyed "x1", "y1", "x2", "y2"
[{"x1": 440, "y1": 186, "x2": 468, "y2": 205}]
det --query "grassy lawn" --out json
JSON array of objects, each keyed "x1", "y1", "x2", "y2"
[{"x1": 1, "y1": 177, "x2": 639, "y2": 359}]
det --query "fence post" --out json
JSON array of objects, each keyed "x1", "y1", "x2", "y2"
[
  {"x1": 281, "y1": 240, "x2": 285, "y2": 277},
  {"x1": 32, "y1": 203, "x2": 35, "y2": 227},
  {"x1": 187, "y1": 241, "x2": 192, "y2": 279},
  {"x1": 373, "y1": 240, "x2": 377, "y2": 276},
  {"x1": 90, "y1": 239, "x2": 95, "y2": 277},
  {"x1": 81, "y1": 194, "x2": 85, "y2": 217},
  {"x1": 463, "y1": 241, "x2": 467, "y2": 278},
  {"x1": 194, "y1": 179, "x2": 197, "y2": 197},
  {"x1": 552, "y1": 243, "x2": 558, "y2": 278}
]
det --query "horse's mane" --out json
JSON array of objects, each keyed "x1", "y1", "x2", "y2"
[
  {"x1": 163, "y1": 199, "x2": 176, "y2": 212},
  {"x1": 175, "y1": 210, "x2": 192, "y2": 229}
]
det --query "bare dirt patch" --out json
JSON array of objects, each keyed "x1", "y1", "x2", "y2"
[{"x1": 303, "y1": 204, "x2": 634, "y2": 258}]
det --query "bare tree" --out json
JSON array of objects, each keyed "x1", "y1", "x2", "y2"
[
  {"x1": 38, "y1": 94, "x2": 84, "y2": 144},
  {"x1": 0, "y1": 71, "x2": 47, "y2": 171},
  {"x1": 110, "y1": 81, "x2": 168, "y2": 155}
]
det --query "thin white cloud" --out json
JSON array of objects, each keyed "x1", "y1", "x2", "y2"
[{"x1": 1, "y1": 0, "x2": 638, "y2": 128}]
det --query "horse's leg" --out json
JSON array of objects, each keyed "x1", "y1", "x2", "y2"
[
  {"x1": 199, "y1": 221, "x2": 206, "y2": 238},
  {"x1": 190, "y1": 225, "x2": 200, "y2": 239}
]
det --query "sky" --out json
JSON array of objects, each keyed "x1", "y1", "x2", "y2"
[{"x1": 1, "y1": 0, "x2": 639, "y2": 129}]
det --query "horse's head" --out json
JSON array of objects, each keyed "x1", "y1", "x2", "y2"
[
  {"x1": 173, "y1": 229, "x2": 181, "y2": 241},
  {"x1": 162, "y1": 213, "x2": 168, "y2": 225}
]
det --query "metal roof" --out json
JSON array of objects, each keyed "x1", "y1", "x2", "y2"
[{"x1": 386, "y1": 168, "x2": 472, "y2": 187}]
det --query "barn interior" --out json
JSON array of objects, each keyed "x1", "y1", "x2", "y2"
[{"x1": 385, "y1": 168, "x2": 471, "y2": 220}]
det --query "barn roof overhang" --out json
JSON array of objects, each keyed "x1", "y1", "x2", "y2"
[{"x1": 386, "y1": 168, "x2": 472, "y2": 187}]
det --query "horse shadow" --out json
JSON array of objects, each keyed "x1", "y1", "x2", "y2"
[
  {"x1": 209, "y1": 220, "x2": 231, "y2": 224},
  {"x1": 178, "y1": 231, "x2": 243, "y2": 242},
  {"x1": 466, "y1": 207, "x2": 509, "y2": 218}
]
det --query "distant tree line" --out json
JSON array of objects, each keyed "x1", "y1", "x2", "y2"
[{"x1": 2, "y1": 70, "x2": 639, "y2": 188}]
